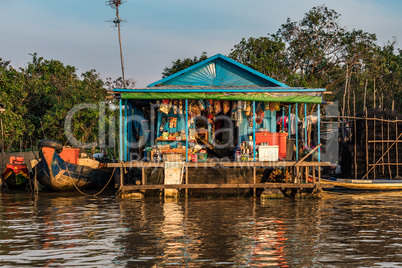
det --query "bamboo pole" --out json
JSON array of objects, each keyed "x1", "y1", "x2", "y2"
[
  {"x1": 342, "y1": 65, "x2": 348, "y2": 118},
  {"x1": 388, "y1": 119, "x2": 392, "y2": 179},
  {"x1": 294, "y1": 144, "x2": 322, "y2": 167},
  {"x1": 368, "y1": 140, "x2": 402, "y2": 143},
  {"x1": 382, "y1": 114, "x2": 384, "y2": 175},
  {"x1": 366, "y1": 108, "x2": 369, "y2": 176},
  {"x1": 397, "y1": 120, "x2": 399, "y2": 177},
  {"x1": 361, "y1": 132, "x2": 402, "y2": 180},
  {"x1": 374, "y1": 113, "x2": 376, "y2": 179},
  {"x1": 364, "y1": 79, "x2": 368, "y2": 110},
  {"x1": 368, "y1": 163, "x2": 402, "y2": 166},
  {"x1": 354, "y1": 92, "x2": 357, "y2": 179}
]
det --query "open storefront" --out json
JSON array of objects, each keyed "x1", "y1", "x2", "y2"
[{"x1": 111, "y1": 54, "x2": 332, "y2": 195}]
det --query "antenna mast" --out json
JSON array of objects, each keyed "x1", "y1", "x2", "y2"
[{"x1": 106, "y1": 0, "x2": 127, "y2": 88}]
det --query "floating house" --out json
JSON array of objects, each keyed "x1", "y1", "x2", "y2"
[{"x1": 110, "y1": 54, "x2": 332, "y2": 197}]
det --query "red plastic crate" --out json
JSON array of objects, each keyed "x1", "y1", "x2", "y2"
[{"x1": 255, "y1": 132, "x2": 279, "y2": 146}]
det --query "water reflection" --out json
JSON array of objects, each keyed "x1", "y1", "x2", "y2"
[{"x1": 0, "y1": 192, "x2": 401, "y2": 267}]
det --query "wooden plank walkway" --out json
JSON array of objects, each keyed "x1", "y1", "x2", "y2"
[
  {"x1": 109, "y1": 160, "x2": 334, "y2": 194},
  {"x1": 107, "y1": 161, "x2": 331, "y2": 168},
  {"x1": 121, "y1": 183, "x2": 333, "y2": 191}
]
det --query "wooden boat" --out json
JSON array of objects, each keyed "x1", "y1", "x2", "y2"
[
  {"x1": 35, "y1": 140, "x2": 114, "y2": 191},
  {"x1": 1, "y1": 156, "x2": 30, "y2": 189},
  {"x1": 321, "y1": 177, "x2": 402, "y2": 191}
]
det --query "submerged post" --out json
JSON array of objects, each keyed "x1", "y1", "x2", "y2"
[
  {"x1": 185, "y1": 99, "x2": 188, "y2": 162},
  {"x1": 119, "y1": 99, "x2": 123, "y2": 161},
  {"x1": 253, "y1": 101, "x2": 256, "y2": 162},
  {"x1": 318, "y1": 103, "x2": 321, "y2": 162}
]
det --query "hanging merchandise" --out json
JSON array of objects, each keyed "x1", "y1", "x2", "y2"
[
  {"x1": 178, "y1": 99, "x2": 183, "y2": 114},
  {"x1": 206, "y1": 100, "x2": 213, "y2": 114},
  {"x1": 248, "y1": 114, "x2": 253, "y2": 127},
  {"x1": 207, "y1": 113, "x2": 214, "y2": 124},
  {"x1": 256, "y1": 102, "x2": 264, "y2": 124},
  {"x1": 236, "y1": 101, "x2": 243, "y2": 126},
  {"x1": 244, "y1": 101, "x2": 251, "y2": 116},
  {"x1": 169, "y1": 117, "x2": 177, "y2": 128},
  {"x1": 269, "y1": 102, "x2": 280, "y2": 112},
  {"x1": 214, "y1": 100, "x2": 222, "y2": 114},
  {"x1": 238, "y1": 101, "x2": 243, "y2": 111},
  {"x1": 231, "y1": 101, "x2": 238, "y2": 121},
  {"x1": 173, "y1": 100, "x2": 178, "y2": 115},
  {"x1": 198, "y1": 100, "x2": 206, "y2": 111},
  {"x1": 191, "y1": 101, "x2": 201, "y2": 116},
  {"x1": 159, "y1": 99, "x2": 171, "y2": 115},
  {"x1": 160, "y1": 116, "x2": 167, "y2": 132},
  {"x1": 264, "y1": 101, "x2": 270, "y2": 110},
  {"x1": 223, "y1": 100, "x2": 230, "y2": 114}
]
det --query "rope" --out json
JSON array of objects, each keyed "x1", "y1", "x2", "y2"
[{"x1": 61, "y1": 162, "x2": 116, "y2": 197}]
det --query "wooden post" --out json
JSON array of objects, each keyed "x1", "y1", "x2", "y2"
[
  {"x1": 366, "y1": 108, "x2": 369, "y2": 176},
  {"x1": 185, "y1": 165, "x2": 188, "y2": 197},
  {"x1": 354, "y1": 92, "x2": 357, "y2": 179},
  {"x1": 361, "y1": 132, "x2": 402, "y2": 180},
  {"x1": 382, "y1": 115, "x2": 384, "y2": 175},
  {"x1": 318, "y1": 165, "x2": 321, "y2": 183},
  {"x1": 305, "y1": 166, "x2": 308, "y2": 183},
  {"x1": 374, "y1": 114, "x2": 376, "y2": 180},
  {"x1": 388, "y1": 119, "x2": 392, "y2": 179},
  {"x1": 312, "y1": 165, "x2": 316, "y2": 183},
  {"x1": 397, "y1": 120, "x2": 399, "y2": 177},
  {"x1": 142, "y1": 167, "x2": 146, "y2": 194},
  {"x1": 253, "y1": 166, "x2": 256, "y2": 198},
  {"x1": 120, "y1": 166, "x2": 124, "y2": 188}
]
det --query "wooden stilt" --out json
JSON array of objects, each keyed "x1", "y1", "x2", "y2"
[
  {"x1": 185, "y1": 166, "x2": 188, "y2": 196},
  {"x1": 141, "y1": 167, "x2": 145, "y2": 193},
  {"x1": 253, "y1": 166, "x2": 256, "y2": 198},
  {"x1": 318, "y1": 166, "x2": 321, "y2": 183},
  {"x1": 120, "y1": 166, "x2": 124, "y2": 188},
  {"x1": 312, "y1": 166, "x2": 316, "y2": 184},
  {"x1": 305, "y1": 166, "x2": 308, "y2": 183}
]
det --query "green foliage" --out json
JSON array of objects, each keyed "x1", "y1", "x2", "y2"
[
  {"x1": 163, "y1": 5, "x2": 401, "y2": 115},
  {"x1": 0, "y1": 54, "x2": 122, "y2": 152},
  {"x1": 227, "y1": 5, "x2": 401, "y2": 114}
]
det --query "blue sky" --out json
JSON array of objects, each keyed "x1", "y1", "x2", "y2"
[{"x1": 1, "y1": 0, "x2": 401, "y2": 87}]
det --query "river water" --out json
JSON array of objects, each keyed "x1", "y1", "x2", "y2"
[{"x1": 0, "y1": 191, "x2": 401, "y2": 267}]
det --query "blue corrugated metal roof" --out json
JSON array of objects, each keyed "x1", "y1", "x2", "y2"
[{"x1": 147, "y1": 54, "x2": 289, "y2": 88}]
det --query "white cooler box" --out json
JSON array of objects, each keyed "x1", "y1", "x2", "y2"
[{"x1": 259, "y1": 145, "x2": 279, "y2": 161}]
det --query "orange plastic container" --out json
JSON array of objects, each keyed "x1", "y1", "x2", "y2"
[
  {"x1": 59, "y1": 148, "x2": 80, "y2": 164},
  {"x1": 9, "y1": 156, "x2": 24, "y2": 164},
  {"x1": 256, "y1": 132, "x2": 279, "y2": 146},
  {"x1": 278, "y1": 132, "x2": 287, "y2": 159},
  {"x1": 267, "y1": 132, "x2": 279, "y2": 146},
  {"x1": 255, "y1": 131, "x2": 270, "y2": 145}
]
